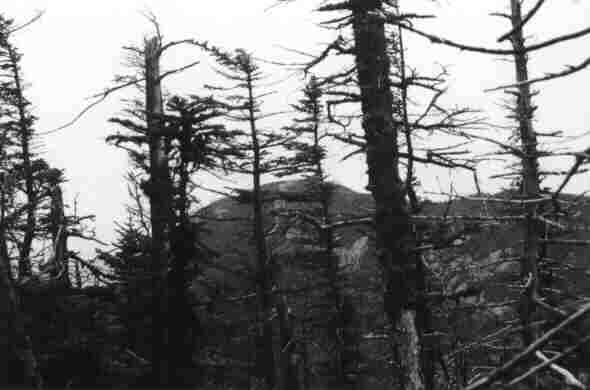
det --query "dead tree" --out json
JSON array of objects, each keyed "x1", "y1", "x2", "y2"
[
  {"x1": 144, "y1": 36, "x2": 174, "y2": 385},
  {"x1": 394, "y1": 1, "x2": 590, "y2": 387},
  {"x1": 44, "y1": 169, "x2": 69, "y2": 286},
  {"x1": 273, "y1": 1, "x2": 484, "y2": 388},
  {"x1": 296, "y1": 1, "x2": 428, "y2": 388},
  {"x1": 105, "y1": 22, "x2": 222, "y2": 385},
  {"x1": 508, "y1": 0, "x2": 542, "y2": 357},
  {"x1": 352, "y1": 6, "x2": 423, "y2": 388}
]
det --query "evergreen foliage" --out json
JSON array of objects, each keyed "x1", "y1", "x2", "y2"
[{"x1": 2, "y1": 4, "x2": 590, "y2": 390}]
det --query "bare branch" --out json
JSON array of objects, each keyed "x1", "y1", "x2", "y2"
[
  {"x1": 157, "y1": 60, "x2": 200, "y2": 82},
  {"x1": 553, "y1": 147, "x2": 590, "y2": 200},
  {"x1": 508, "y1": 337, "x2": 590, "y2": 387},
  {"x1": 39, "y1": 77, "x2": 143, "y2": 136},
  {"x1": 8, "y1": 10, "x2": 45, "y2": 35},
  {"x1": 399, "y1": 22, "x2": 590, "y2": 56},
  {"x1": 485, "y1": 55, "x2": 590, "y2": 92},
  {"x1": 398, "y1": 23, "x2": 515, "y2": 55},
  {"x1": 465, "y1": 302, "x2": 590, "y2": 390},
  {"x1": 497, "y1": 0, "x2": 546, "y2": 42}
]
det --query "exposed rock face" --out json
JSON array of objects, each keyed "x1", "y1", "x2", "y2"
[{"x1": 196, "y1": 179, "x2": 375, "y2": 278}]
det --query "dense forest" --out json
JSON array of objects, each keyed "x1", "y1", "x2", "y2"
[{"x1": 2, "y1": 1, "x2": 590, "y2": 389}]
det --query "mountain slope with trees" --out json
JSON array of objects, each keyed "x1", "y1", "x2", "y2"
[{"x1": 2, "y1": 2, "x2": 590, "y2": 389}]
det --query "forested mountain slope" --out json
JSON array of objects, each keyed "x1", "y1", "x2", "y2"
[
  {"x1": 4, "y1": 179, "x2": 590, "y2": 389},
  {"x1": 191, "y1": 179, "x2": 590, "y2": 388}
]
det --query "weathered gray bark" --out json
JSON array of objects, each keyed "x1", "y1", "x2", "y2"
[
  {"x1": 145, "y1": 36, "x2": 173, "y2": 386},
  {"x1": 350, "y1": 1, "x2": 425, "y2": 389},
  {"x1": 48, "y1": 180, "x2": 69, "y2": 286},
  {"x1": 500, "y1": 2, "x2": 545, "y2": 388},
  {"x1": 509, "y1": 0, "x2": 541, "y2": 349},
  {"x1": 395, "y1": 17, "x2": 435, "y2": 389}
]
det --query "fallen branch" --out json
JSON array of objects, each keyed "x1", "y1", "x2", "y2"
[
  {"x1": 535, "y1": 351, "x2": 586, "y2": 389},
  {"x1": 508, "y1": 335, "x2": 590, "y2": 388},
  {"x1": 465, "y1": 301, "x2": 590, "y2": 390}
]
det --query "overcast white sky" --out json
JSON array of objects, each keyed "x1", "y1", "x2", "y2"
[{"x1": 2, "y1": 1, "x2": 590, "y2": 256}]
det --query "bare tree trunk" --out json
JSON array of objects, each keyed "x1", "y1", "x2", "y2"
[
  {"x1": 395, "y1": 16, "x2": 435, "y2": 389},
  {"x1": 48, "y1": 181, "x2": 69, "y2": 287},
  {"x1": 145, "y1": 36, "x2": 173, "y2": 386},
  {"x1": 350, "y1": 1, "x2": 424, "y2": 389},
  {"x1": 508, "y1": 1, "x2": 542, "y2": 387},
  {"x1": 246, "y1": 69, "x2": 276, "y2": 390},
  {"x1": 509, "y1": 0, "x2": 541, "y2": 349}
]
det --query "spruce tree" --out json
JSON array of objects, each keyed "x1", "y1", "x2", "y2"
[
  {"x1": 280, "y1": 76, "x2": 358, "y2": 387},
  {"x1": 196, "y1": 43, "x2": 292, "y2": 390}
]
